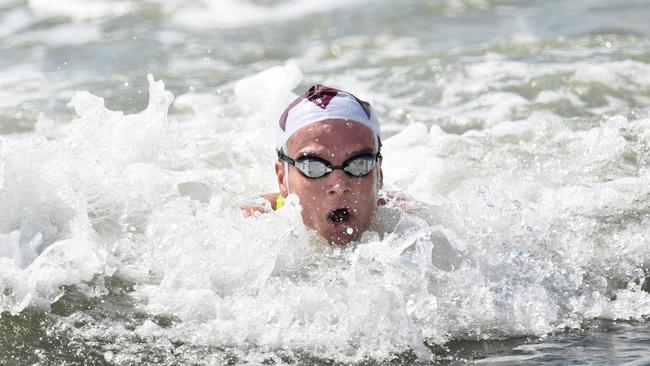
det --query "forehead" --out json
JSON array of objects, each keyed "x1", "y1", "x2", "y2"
[{"x1": 286, "y1": 119, "x2": 377, "y2": 156}]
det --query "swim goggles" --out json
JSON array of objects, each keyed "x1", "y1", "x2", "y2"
[{"x1": 277, "y1": 150, "x2": 381, "y2": 179}]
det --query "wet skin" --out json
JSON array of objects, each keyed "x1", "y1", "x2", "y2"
[{"x1": 275, "y1": 119, "x2": 382, "y2": 245}]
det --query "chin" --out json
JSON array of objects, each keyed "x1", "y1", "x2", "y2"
[
  {"x1": 322, "y1": 225, "x2": 365, "y2": 246},
  {"x1": 306, "y1": 213, "x2": 371, "y2": 245},
  {"x1": 327, "y1": 234, "x2": 355, "y2": 246}
]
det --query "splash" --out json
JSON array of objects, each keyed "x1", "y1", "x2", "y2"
[{"x1": 1, "y1": 65, "x2": 650, "y2": 364}]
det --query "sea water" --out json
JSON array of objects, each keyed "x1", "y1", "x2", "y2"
[{"x1": 1, "y1": 0, "x2": 650, "y2": 364}]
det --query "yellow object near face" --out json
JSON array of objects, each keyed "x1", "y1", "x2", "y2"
[{"x1": 275, "y1": 194, "x2": 284, "y2": 210}]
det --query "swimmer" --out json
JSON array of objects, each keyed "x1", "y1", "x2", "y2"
[{"x1": 242, "y1": 84, "x2": 384, "y2": 245}]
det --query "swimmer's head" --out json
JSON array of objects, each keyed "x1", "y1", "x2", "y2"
[{"x1": 274, "y1": 85, "x2": 382, "y2": 245}]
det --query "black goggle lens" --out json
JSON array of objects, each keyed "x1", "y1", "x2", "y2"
[
  {"x1": 294, "y1": 158, "x2": 331, "y2": 178},
  {"x1": 342, "y1": 155, "x2": 375, "y2": 177}
]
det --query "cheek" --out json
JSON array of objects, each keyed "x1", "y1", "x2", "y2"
[
  {"x1": 351, "y1": 179, "x2": 378, "y2": 212},
  {"x1": 352, "y1": 177, "x2": 378, "y2": 196},
  {"x1": 289, "y1": 174, "x2": 324, "y2": 203}
]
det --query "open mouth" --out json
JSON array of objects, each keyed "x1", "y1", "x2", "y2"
[{"x1": 328, "y1": 208, "x2": 350, "y2": 224}]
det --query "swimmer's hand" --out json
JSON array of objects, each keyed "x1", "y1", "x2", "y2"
[
  {"x1": 380, "y1": 190, "x2": 425, "y2": 213},
  {"x1": 239, "y1": 193, "x2": 279, "y2": 217}
]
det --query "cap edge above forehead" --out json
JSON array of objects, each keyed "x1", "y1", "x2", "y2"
[{"x1": 284, "y1": 119, "x2": 380, "y2": 152}]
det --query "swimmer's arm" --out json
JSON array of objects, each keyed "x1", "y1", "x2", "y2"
[
  {"x1": 239, "y1": 192, "x2": 280, "y2": 217},
  {"x1": 379, "y1": 190, "x2": 426, "y2": 213}
]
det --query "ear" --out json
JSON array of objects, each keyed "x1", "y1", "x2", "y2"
[{"x1": 275, "y1": 161, "x2": 289, "y2": 196}]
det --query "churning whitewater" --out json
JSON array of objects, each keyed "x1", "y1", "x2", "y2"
[
  {"x1": 2, "y1": 66, "x2": 650, "y2": 363},
  {"x1": 1, "y1": 0, "x2": 650, "y2": 364}
]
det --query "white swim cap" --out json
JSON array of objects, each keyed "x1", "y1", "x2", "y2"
[{"x1": 276, "y1": 85, "x2": 381, "y2": 151}]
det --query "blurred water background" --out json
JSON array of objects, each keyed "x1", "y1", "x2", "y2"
[{"x1": 1, "y1": 0, "x2": 650, "y2": 364}]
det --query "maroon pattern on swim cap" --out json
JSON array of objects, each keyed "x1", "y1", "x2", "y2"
[
  {"x1": 305, "y1": 84, "x2": 338, "y2": 109},
  {"x1": 310, "y1": 84, "x2": 372, "y2": 119},
  {"x1": 278, "y1": 95, "x2": 305, "y2": 132},
  {"x1": 278, "y1": 84, "x2": 371, "y2": 131},
  {"x1": 356, "y1": 99, "x2": 372, "y2": 119}
]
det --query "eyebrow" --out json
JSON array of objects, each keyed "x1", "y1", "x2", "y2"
[
  {"x1": 297, "y1": 146, "x2": 375, "y2": 159},
  {"x1": 346, "y1": 147, "x2": 375, "y2": 156}
]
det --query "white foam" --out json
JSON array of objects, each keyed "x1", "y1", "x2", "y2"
[
  {"x1": 0, "y1": 74, "x2": 177, "y2": 313},
  {"x1": 8, "y1": 21, "x2": 102, "y2": 45},
  {"x1": 0, "y1": 8, "x2": 35, "y2": 38},
  {"x1": 420, "y1": 55, "x2": 650, "y2": 131},
  {"x1": 28, "y1": 0, "x2": 132, "y2": 20},
  {"x1": 0, "y1": 66, "x2": 47, "y2": 110},
  {"x1": 167, "y1": 0, "x2": 371, "y2": 29},
  {"x1": 233, "y1": 61, "x2": 302, "y2": 129},
  {"x1": 2, "y1": 64, "x2": 650, "y2": 363}
]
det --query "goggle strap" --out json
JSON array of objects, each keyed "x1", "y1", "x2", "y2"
[{"x1": 284, "y1": 160, "x2": 290, "y2": 193}]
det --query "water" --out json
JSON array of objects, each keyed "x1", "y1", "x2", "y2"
[{"x1": 1, "y1": 0, "x2": 650, "y2": 364}]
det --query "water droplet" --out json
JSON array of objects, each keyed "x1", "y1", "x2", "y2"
[
  {"x1": 346, "y1": 227, "x2": 353, "y2": 235},
  {"x1": 104, "y1": 351, "x2": 114, "y2": 362}
]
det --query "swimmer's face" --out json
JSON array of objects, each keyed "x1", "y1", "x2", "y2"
[{"x1": 275, "y1": 119, "x2": 382, "y2": 245}]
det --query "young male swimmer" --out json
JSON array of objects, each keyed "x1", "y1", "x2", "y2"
[{"x1": 243, "y1": 84, "x2": 384, "y2": 245}]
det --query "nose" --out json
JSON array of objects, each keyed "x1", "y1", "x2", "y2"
[{"x1": 326, "y1": 170, "x2": 352, "y2": 196}]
